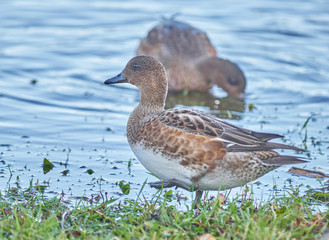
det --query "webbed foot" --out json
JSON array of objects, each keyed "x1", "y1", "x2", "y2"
[{"x1": 149, "y1": 179, "x2": 199, "y2": 192}]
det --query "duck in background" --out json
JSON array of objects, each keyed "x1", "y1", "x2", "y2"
[{"x1": 137, "y1": 19, "x2": 246, "y2": 99}]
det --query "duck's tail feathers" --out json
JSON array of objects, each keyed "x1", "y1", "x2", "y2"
[{"x1": 265, "y1": 155, "x2": 308, "y2": 165}]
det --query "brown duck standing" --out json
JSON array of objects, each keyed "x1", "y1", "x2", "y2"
[{"x1": 105, "y1": 56, "x2": 305, "y2": 203}]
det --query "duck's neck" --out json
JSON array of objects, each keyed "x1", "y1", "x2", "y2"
[
  {"x1": 140, "y1": 88, "x2": 166, "y2": 110},
  {"x1": 127, "y1": 88, "x2": 166, "y2": 142},
  {"x1": 132, "y1": 101, "x2": 164, "y2": 120},
  {"x1": 135, "y1": 78, "x2": 167, "y2": 114}
]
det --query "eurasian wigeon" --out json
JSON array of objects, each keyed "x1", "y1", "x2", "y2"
[
  {"x1": 105, "y1": 56, "x2": 305, "y2": 203},
  {"x1": 137, "y1": 19, "x2": 246, "y2": 99}
]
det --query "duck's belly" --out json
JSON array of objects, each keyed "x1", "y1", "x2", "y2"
[
  {"x1": 197, "y1": 168, "x2": 249, "y2": 191},
  {"x1": 131, "y1": 143, "x2": 196, "y2": 186},
  {"x1": 131, "y1": 144, "x2": 278, "y2": 191},
  {"x1": 197, "y1": 154, "x2": 278, "y2": 191}
]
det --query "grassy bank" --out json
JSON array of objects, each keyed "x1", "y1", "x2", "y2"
[{"x1": 1, "y1": 181, "x2": 328, "y2": 240}]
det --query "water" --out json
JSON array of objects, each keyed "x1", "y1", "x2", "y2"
[{"x1": 1, "y1": 0, "x2": 328, "y2": 205}]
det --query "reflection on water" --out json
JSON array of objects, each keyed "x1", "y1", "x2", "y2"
[{"x1": 0, "y1": 0, "x2": 329, "y2": 205}]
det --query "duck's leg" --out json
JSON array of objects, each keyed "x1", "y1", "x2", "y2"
[
  {"x1": 193, "y1": 190, "x2": 204, "y2": 209},
  {"x1": 149, "y1": 179, "x2": 199, "y2": 192}
]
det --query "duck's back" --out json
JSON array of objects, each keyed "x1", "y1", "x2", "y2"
[{"x1": 137, "y1": 20, "x2": 217, "y2": 60}]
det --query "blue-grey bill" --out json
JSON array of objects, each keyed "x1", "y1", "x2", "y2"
[{"x1": 104, "y1": 71, "x2": 128, "y2": 84}]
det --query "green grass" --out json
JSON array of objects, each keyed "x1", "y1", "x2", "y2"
[{"x1": 1, "y1": 182, "x2": 328, "y2": 240}]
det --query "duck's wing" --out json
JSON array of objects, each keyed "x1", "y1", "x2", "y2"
[{"x1": 157, "y1": 109, "x2": 305, "y2": 153}]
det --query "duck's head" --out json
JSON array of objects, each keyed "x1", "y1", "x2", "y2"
[
  {"x1": 105, "y1": 56, "x2": 168, "y2": 107},
  {"x1": 198, "y1": 57, "x2": 246, "y2": 99}
]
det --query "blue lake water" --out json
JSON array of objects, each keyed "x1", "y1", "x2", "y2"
[{"x1": 1, "y1": 0, "x2": 328, "y2": 205}]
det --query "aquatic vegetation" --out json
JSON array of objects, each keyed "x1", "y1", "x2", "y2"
[{"x1": 42, "y1": 158, "x2": 54, "y2": 175}]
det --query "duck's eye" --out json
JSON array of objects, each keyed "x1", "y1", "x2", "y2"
[
  {"x1": 132, "y1": 63, "x2": 140, "y2": 70},
  {"x1": 228, "y1": 77, "x2": 238, "y2": 85}
]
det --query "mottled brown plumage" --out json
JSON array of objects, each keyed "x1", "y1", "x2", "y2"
[
  {"x1": 137, "y1": 19, "x2": 246, "y2": 99},
  {"x1": 104, "y1": 55, "x2": 306, "y2": 201}
]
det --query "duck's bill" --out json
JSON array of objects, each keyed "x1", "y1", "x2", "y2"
[{"x1": 104, "y1": 71, "x2": 128, "y2": 84}]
